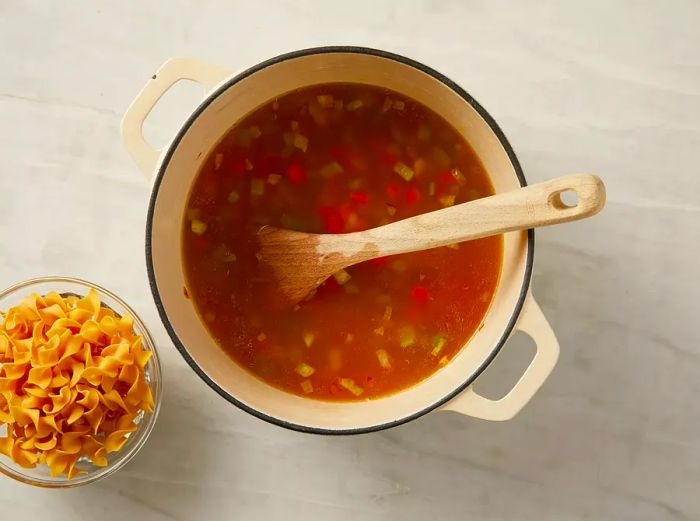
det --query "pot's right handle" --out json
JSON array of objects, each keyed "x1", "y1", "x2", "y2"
[
  {"x1": 441, "y1": 293, "x2": 559, "y2": 421},
  {"x1": 120, "y1": 57, "x2": 231, "y2": 178}
]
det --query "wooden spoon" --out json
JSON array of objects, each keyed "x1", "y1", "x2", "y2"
[{"x1": 258, "y1": 174, "x2": 606, "y2": 303}]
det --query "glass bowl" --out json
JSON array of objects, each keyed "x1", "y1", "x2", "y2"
[{"x1": 0, "y1": 277, "x2": 162, "y2": 487}]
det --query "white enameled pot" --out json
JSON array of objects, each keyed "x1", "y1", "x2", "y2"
[{"x1": 121, "y1": 47, "x2": 559, "y2": 434}]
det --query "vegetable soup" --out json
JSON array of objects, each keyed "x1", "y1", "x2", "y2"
[{"x1": 182, "y1": 83, "x2": 502, "y2": 401}]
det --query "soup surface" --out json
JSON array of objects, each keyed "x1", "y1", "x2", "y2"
[{"x1": 182, "y1": 83, "x2": 502, "y2": 401}]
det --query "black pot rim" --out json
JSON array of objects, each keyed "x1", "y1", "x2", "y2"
[{"x1": 145, "y1": 45, "x2": 534, "y2": 435}]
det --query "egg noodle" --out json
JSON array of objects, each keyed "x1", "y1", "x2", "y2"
[{"x1": 0, "y1": 289, "x2": 153, "y2": 478}]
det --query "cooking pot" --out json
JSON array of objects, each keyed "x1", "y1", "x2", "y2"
[{"x1": 121, "y1": 47, "x2": 559, "y2": 434}]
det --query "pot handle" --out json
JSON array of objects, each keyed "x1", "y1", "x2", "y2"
[
  {"x1": 120, "y1": 57, "x2": 231, "y2": 178},
  {"x1": 441, "y1": 293, "x2": 559, "y2": 421}
]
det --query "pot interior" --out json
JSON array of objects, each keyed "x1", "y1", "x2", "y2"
[{"x1": 149, "y1": 50, "x2": 529, "y2": 431}]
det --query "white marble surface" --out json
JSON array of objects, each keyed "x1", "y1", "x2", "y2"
[{"x1": 1, "y1": 1, "x2": 699, "y2": 519}]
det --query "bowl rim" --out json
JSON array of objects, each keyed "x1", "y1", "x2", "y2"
[
  {"x1": 145, "y1": 46, "x2": 534, "y2": 434},
  {"x1": 0, "y1": 276, "x2": 162, "y2": 487}
]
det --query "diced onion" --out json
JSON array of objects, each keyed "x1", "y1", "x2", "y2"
[
  {"x1": 293, "y1": 133, "x2": 308, "y2": 152},
  {"x1": 300, "y1": 380, "x2": 314, "y2": 394},
  {"x1": 383, "y1": 306, "x2": 393, "y2": 321},
  {"x1": 346, "y1": 99, "x2": 363, "y2": 111},
  {"x1": 381, "y1": 97, "x2": 393, "y2": 112},
  {"x1": 439, "y1": 195, "x2": 456, "y2": 207},
  {"x1": 376, "y1": 349, "x2": 391, "y2": 369},
  {"x1": 333, "y1": 269, "x2": 351, "y2": 285},
  {"x1": 392, "y1": 100, "x2": 405, "y2": 111},
  {"x1": 317, "y1": 95, "x2": 334, "y2": 108},
  {"x1": 214, "y1": 153, "x2": 224, "y2": 170},
  {"x1": 227, "y1": 191, "x2": 240, "y2": 204},
  {"x1": 303, "y1": 332, "x2": 315, "y2": 347},
  {"x1": 339, "y1": 378, "x2": 364, "y2": 396},
  {"x1": 373, "y1": 326, "x2": 385, "y2": 336},
  {"x1": 267, "y1": 174, "x2": 282, "y2": 185},
  {"x1": 191, "y1": 219, "x2": 207, "y2": 235},
  {"x1": 431, "y1": 335, "x2": 447, "y2": 357},
  {"x1": 399, "y1": 327, "x2": 416, "y2": 348},
  {"x1": 257, "y1": 332, "x2": 267, "y2": 342},
  {"x1": 250, "y1": 179, "x2": 265, "y2": 196},
  {"x1": 296, "y1": 363, "x2": 315, "y2": 378}
]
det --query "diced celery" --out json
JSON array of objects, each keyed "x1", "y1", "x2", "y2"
[
  {"x1": 451, "y1": 168, "x2": 467, "y2": 186},
  {"x1": 346, "y1": 99, "x2": 363, "y2": 111},
  {"x1": 391, "y1": 260, "x2": 407, "y2": 273},
  {"x1": 296, "y1": 363, "x2": 315, "y2": 378},
  {"x1": 432, "y1": 147, "x2": 451, "y2": 168},
  {"x1": 348, "y1": 178, "x2": 362, "y2": 190},
  {"x1": 317, "y1": 94, "x2": 334, "y2": 108},
  {"x1": 439, "y1": 356, "x2": 449, "y2": 366},
  {"x1": 300, "y1": 379, "x2": 314, "y2": 394},
  {"x1": 333, "y1": 269, "x2": 351, "y2": 285},
  {"x1": 428, "y1": 182, "x2": 436, "y2": 196},
  {"x1": 248, "y1": 126, "x2": 262, "y2": 139},
  {"x1": 344, "y1": 283, "x2": 360, "y2": 295},
  {"x1": 245, "y1": 158, "x2": 254, "y2": 171},
  {"x1": 393, "y1": 100, "x2": 405, "y2": 111},
  {"x1": 439, "y1": 195, "x2": 456, "y2": 207},
  {"x1": 250, "y1": 179, "x2": 265, "y2": 196},
  {"x1": 191, "y1": 219, "x2": 207, "y2": 235},
  {"x1": 417, "y1": 125, "x2": 431, "y2": 141},
  {"x1": 393, "y1": 162, "x2": 415, "y2": 182},
  {"x1": 214, "y1": 153, "x2": 224, "y2": 170},
  {"x1": 339, "y1": 378, "x2": 364, "y2": 396},
  {"x1": 383, "y1": 306, "x2": 393, "y2": 321},
  {"x1": 399, "y1": 327, "x2": 416, "y2": 348},
  {"x1": 322, "y1": 161, "x2": 344, "y2": 178},
  {"x1": 413, "y1": 158, "x2": 428, "y2": 176},
  {"x1": 257, "y1": 332, "x2": 267, "y2": 342},
  {"x1": 431, "y1": 335, "x2": 447, "y2": 357},
  {"x1": 381, "y1": 97, "x2": 393, "y2": 112},
  {"x1": 376, "y1": 349, "x2": 391, "y2": 369},
  {"x1": 293, "y1": 133, "x2": 308, "y2": 152},
  {"x1": 227, "y1": 191, "x2": 240, "y2": 204},
  {"x1": 373, "y1": 326, "x2": 385, "y2": 336},
  {"x1": 303, "y1": 332, "x2": 315, "y2": 347},
  {"x1": 267, "y1": 174, "x2": 282, "y2": 185}
]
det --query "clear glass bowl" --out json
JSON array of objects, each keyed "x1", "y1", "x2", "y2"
[{"x1": 0, "y1": 277, "x2": 162, "y2": 487}]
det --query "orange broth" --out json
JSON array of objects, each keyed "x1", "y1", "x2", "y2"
[{"x1": 182, "y1": 83, "x2": 502, "y2": 401}]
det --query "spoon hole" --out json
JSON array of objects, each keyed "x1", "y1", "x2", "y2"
[{"x1": 551, "y1": 189, "x2": 578, "y2": 209}]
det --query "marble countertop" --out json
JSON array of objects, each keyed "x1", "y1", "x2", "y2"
[{"x1": 1, "y1": 1, "x2": 698, "y2": 519}]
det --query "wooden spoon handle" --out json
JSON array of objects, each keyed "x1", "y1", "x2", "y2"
[{"x1": 320, "y1": 174, "x2": 606, "y2": 262}]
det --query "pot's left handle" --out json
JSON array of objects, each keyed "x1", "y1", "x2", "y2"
[
  {"x1": 441, "y1": 293, "x2": 559, "y2": 420},
  {"x1": 120, "y1": 57, "x2": 232, "y2": 178}
]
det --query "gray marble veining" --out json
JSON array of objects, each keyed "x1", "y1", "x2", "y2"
[{"x1": 1, "y1": 1, "x2": 699, "y2": 519}]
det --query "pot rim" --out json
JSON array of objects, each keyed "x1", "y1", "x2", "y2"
[{"x1": 145, "y1": 46, "x2": 534, "y2": 434}]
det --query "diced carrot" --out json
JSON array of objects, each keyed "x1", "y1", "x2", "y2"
[
  {"x1": 318, "y1": 206, "x2": 344, "y2": 233},
  {"x1": 230, "y1": 156, "x2": 247, "y2": 174},
  {"x1": 410, "y1": 285, "x2": 429, "y2": 304},
  {"x1": 286, "y1": 163, "x2": 306, "y2": 184},
  {"x1": 438, "y1": 170, "x2": 456, "y2": 186},
  {"x1": 386, "y1": 183, "x2": 402, "y2": 201},
  {"x1": 381, "y1": 149, "x2": 398, "y2": 167},
  {"x1": 350, "y1": 191, "x2": 369, "y2": 204},
  {"x1": 406, "y1": 186, "x2": 421, "y2": 205},
  {"x1": 370, "y1": 257, "x2": 387, "y2": 267}
]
